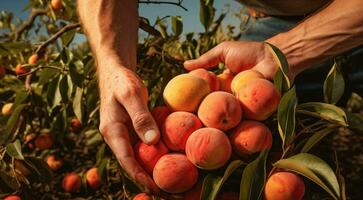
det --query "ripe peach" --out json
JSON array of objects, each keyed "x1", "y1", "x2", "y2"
[
  {"x1": 46, "y1": 155, "x2": 63, "y2": 171},
  {"x1": 265, "y1": 172, "x2": 305, "y2": 200},
  {"x1": 14, "y1": 160, "x2": 31, "y2": 177},
  {"x1": 86, "y1": 167, "x2": 102, "y2": 189},
  {"x1": 4, "y1": 195, "x2": 21, "y2": 200},
  {"x1": 229, "y1": 120, "x2": 272, "y2": 156},
  {"x1": 162, "y1": 111, "x2": 202, "y2": 151},
  {"x1": 151, "y1": 106, "x2": 171, "y2": 129},
  {"x1": 198, "y1": 91, "x2": 241, "y2": 131},
  {"x1": 231, "y1": 69, "x2": 264, "y2": 94},
  {"x1": 70, "y1": 118, "x2": 82, "y2": 133},
  {"x1": 189, "y1": 68, "x2": 220, "y2": 91},
  {"x1": 134, "y1": 141, "x2": 169, "y2": 174},
  {"x1": 2, "y1": 103, "x2": 13, "y2": 116},
  {"x1": 133, "y1": 193, "x2": 152, "y2": 200},
  {"x1": 217, "y1": 69, "x2": 234, "y2": 93},
  {"x1": 184, "y1": 180, "x2": 202, "y2": 200},
  {"x1": 62, "y1": 172, "x2": 82, "y2": 193},
  {"x1": 51, "y1": 0, "x2": 64, "y2": 11},
  {"x1": 0, "y1": 65, "x2": 5, "y2": 79},
  {"x1": 15, "y1": 64, "x2": 29, "y2": 75},
  {"x1": 237, "y1": 78, "x2": 280, "y2": 121},
  {"x1": 24, "y1": 133, "x2": 36, "y2": 149},
  {"x1": 163, "y1": 74, "x2": 210, "y2": 112},
  {"x1": 34, "y1": 132, "x2": 53, "y2": 150},
  {"x1": 153, "y1": 153, "x2": 198, "y2": 193},
  {"x1": 186, "y1": 128, "x2": 231, "y2": 170},
  {"x1": 28, "y1": 54, "x2": 38, "y2": 65}
]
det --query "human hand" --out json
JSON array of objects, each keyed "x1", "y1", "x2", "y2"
[
  {"x1": 97, "y1": 59, "x2": 160, "y2": 194},
  {"x1": 184, "y1": 41, "x2": 279, "y2": 80}
]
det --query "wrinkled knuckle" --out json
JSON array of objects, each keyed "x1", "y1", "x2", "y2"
[{"x1": 133, "y1": 113, "x2": 153, "y2": 131}]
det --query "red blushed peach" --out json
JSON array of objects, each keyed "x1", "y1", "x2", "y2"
[
  {"x1": 265, "y1": 172, "x2": 305, "y2": 200},
  {"x1": 189, "y1": 68, "x2": 220, "y2": 91},
  {"x1": 46, "y1": 155, "x2": 63, "y2": 171},
  {"x1": 70, "y1": 118, "x2": 82, "y2": 133},
  {"x1": 186, "y1": 128, "x2": 231, "y2": 170},
  {"x1": 184, "y1": 180, "x2": 202, "y2": 200},
  {"x1": 34, "y1": 132, "x2": 53, "y2": 150},
  {"x1": 62, "y1": 172, "x2": 82, "y2": 193},
  {"x1": 229, "y1": 120, "x2": 272, "y2": 157},
  {"x1": 198, "y1": 91, "x2": 242, "y2": 131},
  {"x1": 15, "y1": 64, "x2": 29, "y2": 76},
  {"x1": 217, "y1": 69, "x2": 234, "y2": 93},
  {"x1": 2, "y1": 103, "x2": 13, "y2": 116},
  {"x1": 51, "y1": 0, "x2": 64, "y2": 11},
  {"x1": 4, "y1": 195, "x2": 21, "y2": 200},
  {"x1": 237, "y1": 79, "x2": 280, "y2": 121},
  {"x1": 162, "y1": 111, "x2": 202, "y2": 151},
  {"x1": 134, "y1": 141, "x2": 169, "y2": 174},
  {"x1": 153, "y1": 153, "x2": 198, "y2": 194},
  {"x1": 231, "y1": 69, "x2": 264, "y2": 94},
  {"x1": 28, "y1": 54, "x2": 39, "y2": 65},
  {"x1": 86, "y1": 167, "x2": 102, "y2": 189},
  {"x1": 151, "y1": 106, "x2": 171, "y2": 129},
  {"x1": 133, "y1": 193, "x2": 153, "y2": 200}
]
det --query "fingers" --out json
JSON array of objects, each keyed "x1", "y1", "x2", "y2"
[
  {"x1": 184, "y1": 42, "x2": 226, "y2": 71},
  {"x1": 100, "y1": 122, "x2": 159, "y2": 194}
]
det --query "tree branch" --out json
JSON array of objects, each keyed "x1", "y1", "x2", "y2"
[
  {"x1": 14, "y1": 9, "x2": 47, "y2": 41},
  {"x1": 138, "y1": 17, "x2": 162, "y2": 38},
  {"x1": 138, "y1": 0, "x2": 188, "y2": 11}
]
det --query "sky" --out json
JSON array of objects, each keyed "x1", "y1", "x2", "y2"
[{"x1": 0, "y1": 0, "x2": 243, "y2": 42}]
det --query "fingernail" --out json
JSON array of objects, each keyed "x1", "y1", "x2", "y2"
[{"x1": 144, "y1": 130, "x2": 157, "y2": 144}]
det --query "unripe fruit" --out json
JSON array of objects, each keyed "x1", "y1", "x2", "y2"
[
  {"x1": 34, "y1": 132, "x2": 53, "y2": 150},
  {"x1": 46, "y1": 155, "x2": 63, "y2": 171},
  {"x1": 62, "y1": 172, "x2": 82, "y2": 193},
  {"x1": 217, "y1": 69, "x2": 234, "y2": 93},
  {"x1": 15, "y1": 64, "x2": 29, "y2": 75},
  {"x1": 4, "y1": 195, "x2": 21, "y2": 200},
  {"x1": 265, "y1": 172, "x2": 305, "y2": 200},
  {"x1": 151, "y1": 106, "x2": 171, "y2": 129},
  {"x1": 133, "y1": 193, "x2": 152, "y2": 200},
  {"x1": 189, "y1": 68, "x2": 220, "y2": 91},
  {"x1": 134, "y1": 141, "x2": 169, "y2": 174},
  {"x1": 2, "y1": 103, "x2": 13, "y2": 116},
  {"x1": 162, "y1": 111, "x2": 202, "y2": 151},
  {"x1": 237, "y1": 78, "x2": 281, "y2": 121},
  {"x1": 186, "y1": 128, "x2": 232, "y2": 170},
  {"x1": 229, "y1": 120, "x2": 272, "y2": 156},
  {"x1": 86, "y1": 167, "x2": 102, "y2": 189},
  {"x1": 153, "y1": 154, "x2": 198, "y2": 193},
  {"x1": 163, "y1": 74, "x2": 210, "y2": 112},
  {"x1": 28, "y1": 54, "x2": 38, "y2": 65},
  {"x1": 51, "y1": 0, "x2": 64, "y2": 11},
  {"x1": 0, "y1": 65, "x2": 5, "y2": 79},
  {"x1": 231, "y1": 69, "x2": 264, "y2": 94},
  {"x1": 198, "y1": 91, "x2": 242, "y2": 131},
  {"x1": 70, "y1": 118, "x2": 82, "y2": 132}
]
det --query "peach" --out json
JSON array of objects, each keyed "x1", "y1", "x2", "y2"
[
  {"x1": 163, "y1": 74, "x2": 210, "y2": 112},
  {"x1": 229, "y1": 120, "x2": 272, "y2": 156},
  {"x1": 265, "y1": 172, "x2": 305, "y2": 200},
  {"x1": 133, "y1": 193, "x2": 152, "y2": 200},
  {"x1": 0, "y1": 65, "x2": 5, "y2": 79},
  {"x1": 184, "y1": 180, "x2": 202, "y2": 200},
  {"x1": 34, "y1": 132, "x2": 53, "y2": 150},
  {"x1": 70, "y1": 118, "x2": 82, "y2": 133},
  {"x1": 237, "y1": 78, "x2": 280, "y2": 121},
  {"x1": 14, "y1": 160, "x2": 31, "y2": 177},
  {"x1": 15, "y1": 64, "x2": 29, "y2": 76},
  {"x1": 24, "y1": 133, "x2": 35, "y2": 149},
  {"x1": 51, "y1": 0, "x2": 64, "y2": 11},
  {"x1": 198, "y1": 91, "x2": 241, "y2": 131},
  {"x1": 4, "y1": 195, "x2": 21, "y2": 200},
  {"x1": 151, "y1": 106, "x2": 171, "y2": 129},
  {"x1": 2, "y1": 103, "x2": 13, "y2": 116},
  {"x1": 46, "y1": 155, "x2": 63, "y2": 171},
  {"x1": 189, "y1": 68, "x2": 220, "y2": 91},
  {"x1": 162, "y1": 111, "x2": 202, "y2": 151},
  {"x1": 186, "y1": 128, "x2": 231, "y2": 170},
  {"x1": 28, "y1": 54, "x2": 38, "y2": 65},
  {"x1": 134, "y1": 141, "x2": 169, "y2": 174},
  {"x1": 217, "y1": 69, "x2": 234, "y2": 93},
  {"x1": 62, "y1": 172, "x2": 82, "y2": 193},
  {"x1": 231, "y1": 69, "x2": 264, "y2": 94},
  {"x1": 153, "y1": 153, "x2": 198, "y2": 193},
  {"x1": 86, "y1": 167, "x2": 102, "y2": 189}
]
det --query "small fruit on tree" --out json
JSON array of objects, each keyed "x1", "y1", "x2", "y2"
[
  {"x1": 34, "y1": 132, "x2": 54, "y2": 150},
  {"x1": 151, "y1": 106, "x2": 171, "y2": 129},
  {"x1": 162, "y1": 111, "x2": 202, "y2": 151},
  {"x1": 186, "y1": 128, "x2": 232, "y2": 170},
  {"x1": 62, "y1": 172, "x2": 82, "y2": 193},
  {"x1": 24, "y1": 133, "x2": 36, "y2": 149},
  {"x1": 28, "y1": 54, "x2": 39, "y2": 65},
  {"x1": 189, "y1": 68, "x2": 220, "y2": 91},
  {"x1": 133, "y1": 193, "x2": 153, "y2": 200},
  {"x1": 4, "y1": 195, "x2": 21, "y2": 200},
  {"x1": 14, "y1": 160, "x2": 31, "y2": 177},
  {"x1": 153, "y1": 153, "x2": 198, "y2": 193},
  {"x1": 51, "y1": 0, "x2": 64, "y2": 11},
  {"x1": 0, "y1": 65, "x2": 5, "y2": 79},
  {"x1": 2, "y1": 103, "x2": 13, "y2": 116},
  {"x1": 46, "y1": 155, "x2": 63, "y2": 171},
  {"x1": 217, "y1": 69, "x2": 234, "y2": 93},
  {"x1": 231, "y1": 69, "x2": 264, "y2": 94},
  {"x1": 15, "y1": 64, "x2": 29, "y2": 76},
  {"x1": 86, "y1": 167, "x2": 102, "y2": 189},
  {"x1": 134, "y1": 141, "x2": 169, "y2": 174},
  {"x1": 265, "y1": 172, "x2": 305, "y2": 200},
  {"x1": 70, "y1": 118, "x2": 82, "y2": 132},
  {"x1": 163, "y1": 74, "x2": 210, "y2": 112},
  {"x1": 198, "y1": 91, "x2": 242, "y2": 131}
]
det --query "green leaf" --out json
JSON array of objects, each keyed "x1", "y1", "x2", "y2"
[
  {"x1": 274, "y1": 153, "x2": 340, "y2": 199},
  {"x1": 200, "y1": 1, "x2": 215, "y2": 32},
  {"x1": 59, "y1": 75, "x2": 69, "y2": 102},
  {"x1": 73, "y1": 87, "x2": 83, "y2": 122},
  {"x1": 345, "y1": 110, "x2": 363, "y2": 133},
  {"x1": 38, "y1": 68, "x2": 59, "y2": 85},
  {"x1": 46, "y1": 76, "x2": 59, "y2": 106},
  {"x1": 61, "y1": 28, "x2": 76, "y2": 46},
  {"x1": 69, "y1": 61, "x2": 84, "y2": 87},
  {"x1": 171, "y1": 16, "x2": 183, "y2": 36},
  {"x1": 201, "y1": 160, "x2": 244, "y2": 200},
  {"x1": 277, "y1": 86, "x2": 297, "y2": 147},
  {"x1": 323, "y1": 62, "x2": 345, "y2": 104},
  {"x1": 96, "y1": 144, "x2": 106, "y2": 166},
  {"x1": 300, "y1": 127, "x2": 335, "y2": 153},
  {"x1": 13, "y1": 89, "x2": 28, "y2": 108},
  {"x1": 240, "y1": 150, "x2": 269, "y2": 200},
  {"x1": 3, "y1": 104, "x2": 27, "y2": 142},
  {"x1": 297, "y1": 102, "x2": 347, "y2": 126},
  {"x1": 24, "y1": 157, "x2": 53, "y2": 182},
  {"x1": 6, "y1": 139, "x2": 24, "y2": 160},
  {"x1": 266, "y1": 43, "x2": 291, "y2": 92}
]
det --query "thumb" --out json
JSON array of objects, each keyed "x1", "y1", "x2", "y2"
[{"x1": 184, "y1": 43, "x2": 225, "y2": 71}]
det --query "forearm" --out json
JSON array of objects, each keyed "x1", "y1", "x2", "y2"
[
  {"x1": 77, "y1": 0, "x2": 138, "y2": 71},
  {"x1": 267, "y1": 0, "x2": 363, "y2": 78}
]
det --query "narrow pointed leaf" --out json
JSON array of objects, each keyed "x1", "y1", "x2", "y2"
[
  {"x1": 6, "y1": 139, "x2": 24, "y2": 160},
  {"x1": 297, "y1": 102, "x2": 347, "y2": 126},
  {"x1": 323, "y1": 62, "x2": 345, "y2": 104}
]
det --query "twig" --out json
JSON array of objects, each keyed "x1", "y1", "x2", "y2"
[
  {"x1": 138, "y1": 0, "x2": 188, "y2": 11},
  {"x1": 139, "y1": 18, "x2": 162, "y2": 38},
  {"x1": 17, "y1": 65, "x2": 66, "y2": 77},
  {"x1": 14, "y1": 9, "x2": 47, "y2": 41},
  {"x1": 35, "y1": 23, "x2": 81, "y2": 54}
]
